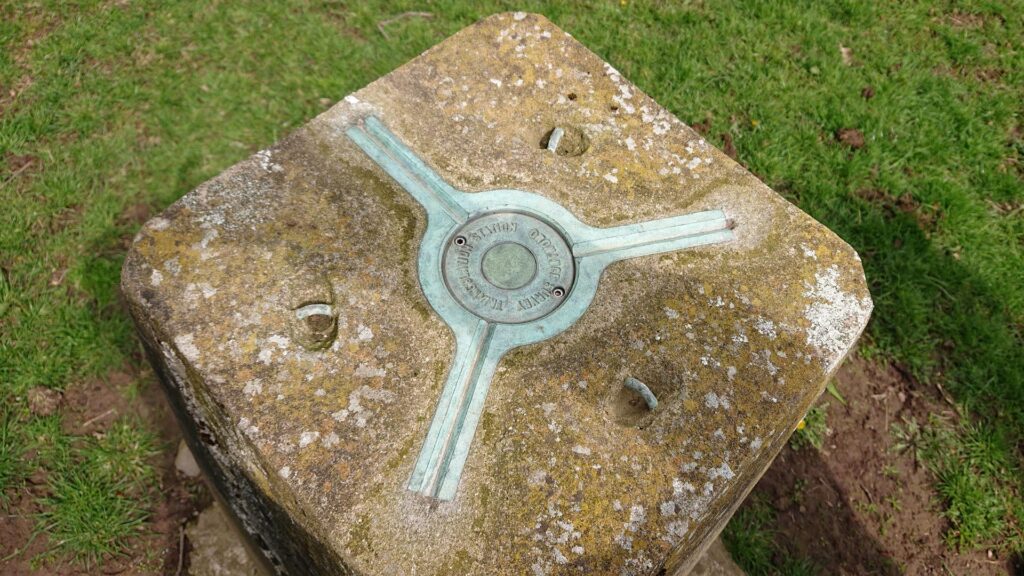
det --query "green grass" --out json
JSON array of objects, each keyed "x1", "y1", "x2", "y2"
[
  {"x1": 722, "y1": 496, "x2": 819, "y2": 576},
  {"x1": 34, "y1": 421, "x2": 158, "y2": 567},
  {"x1": 0, "y1": 412, "x2": 158, "y2": 567},
  {"x1": 1, "y1": 0, "x2": 1022, "y2": 567},
  {"x1": 35, "y1": 468, "x2": 149, "y2": 567},
  {"x1": 0, "y1": 406, "x2": 24, "y2": 507},
  {"x1": 896, "y1": 415, "x2": 1024, "y2": 549},
  {"x1": 33, "y1": 420, "x2": 158, "y2": 566},
  {"x1": 790, "y1": 403, "x2": 829, "y2": 451}
]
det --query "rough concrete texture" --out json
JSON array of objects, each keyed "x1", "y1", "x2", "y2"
[
  {"x1": 689, "y1": 539, "x2": 744, "y2": 576},
  {"x1": 188, "y1": 502, "x2": 740, "y2": 576},
  {"x1": 122, "y1": 12, "x2": 870, "y2": 576},
  {"x1": 175, "y1": 439, "x2": 201, "y2": 478},
  {"x1": 187, "y1": 502, "x2": 265, "y2": 576}
]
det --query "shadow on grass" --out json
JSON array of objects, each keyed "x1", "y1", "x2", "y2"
[
  {"x1": 726, "y1": 450, "x2": 901, "y2": 575},
  {"x1": 725, "y1": 182, "x2": 1024, "y2": 571},
  {"x1": 780, "y1": 164, "x2": 1024, "y2": 548}
]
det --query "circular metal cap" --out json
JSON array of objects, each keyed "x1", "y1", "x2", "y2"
[
  {"x1": 482, "y1": 243, "x2": 537, "y2": 290},
  {"x1": 442, "y1": 212, "x2": 574, "y2": 324}
]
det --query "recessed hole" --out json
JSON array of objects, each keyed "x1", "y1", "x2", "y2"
[
  {"x1": 292, "y1": 303, "x2": 337, "y2": 350},
  {"x1": 454, "y1": 235, "x2": 467, "y2": 246},
  {"x1": 305, "y1": 314, "x2": 333, "y2": 333},
  {"x1": 567, "y1": 92, "x2": 577, "y2": 101},
  {"x1": 611, "y1": 385, "x2": 653, "y2": 427},
  {"x1": 540, "y1": 126, "x2": 589, "y2": 157},
  {"x1": 610, "y1": 104, "x2": 620, "y2": 112}
]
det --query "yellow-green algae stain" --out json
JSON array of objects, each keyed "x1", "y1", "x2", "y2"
[{"x1": 346, "y1": 514, "x2": 374, "y2": 558}]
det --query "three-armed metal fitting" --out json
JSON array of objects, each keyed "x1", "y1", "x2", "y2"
[{"x1": 347, "y1": 116, "x2": 735, "y2": 500}]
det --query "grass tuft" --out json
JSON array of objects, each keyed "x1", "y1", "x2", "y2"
[
  {"x1": 35, "y1": 467, "x2": 150, "y2": 567},
  {"x1": 79, "y1": 420, "x2": 160, "y2": 486},
  {"x1": 33, "y1": 418, "x2": 158, "y2": 566},
  {"x1": 902, "y1": 416, "x2": 1024, "y2": 551}
]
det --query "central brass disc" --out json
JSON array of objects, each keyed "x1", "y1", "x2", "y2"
[
  {"x1": 482, "y1": 243, "x2": 537, "y2": 290},
  {"x1": 441, "y1": 212, "x2": 575, "y2": 324}
]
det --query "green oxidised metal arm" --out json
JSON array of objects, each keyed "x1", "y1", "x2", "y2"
[{"x1": 346, "y1": 116, "x2": 734, "y2": 501}]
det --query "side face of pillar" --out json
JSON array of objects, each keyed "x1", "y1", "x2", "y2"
[{"x1": 122, "y1": 12, "x2": 871, "y2": 576}]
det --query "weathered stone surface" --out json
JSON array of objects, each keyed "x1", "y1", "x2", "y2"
[
  {"x1": 175, "y1": 439, "x2": 201, "y2": 478},
  {"x1": 689, "y1": 539, "x2": 744, "y2": 576},
  {"x1": 186, "y1": 502, "x2": 265, "y2": 576},
  {"x1": 122, "y1": 12, "x2": 870, "y2": 576},
  {"x1": 187, "y1": 506, "x2": 740, "y2": 576}
]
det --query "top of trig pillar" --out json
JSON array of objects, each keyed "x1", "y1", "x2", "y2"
[{"x1": 122, "y1": 12, "x2": 871, "y2": 576}]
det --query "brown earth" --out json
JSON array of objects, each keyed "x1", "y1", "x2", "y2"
[
  {"x1": 742, "y1": 356, "x2": 1016, "y2": 575},
  {"x1": 836, "y1": 128, "x2": 866, "y2": 150},
  {"x1": 0, "y1": 363, "x2": 210, "y2": 576},
  {"x1": 854, "y1": 187, "x2": 944, "y2": 237}
]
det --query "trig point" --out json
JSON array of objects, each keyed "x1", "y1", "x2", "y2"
[{"x1": 123, "y1": 12, "x2": 871, "y2": 575}]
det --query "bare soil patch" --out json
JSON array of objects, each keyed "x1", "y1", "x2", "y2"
[
  {"x1": 836, "y1": 128, "x2": 866, "y2": 150},
  {"x1": 744, "y1": 357, "x2": 1014, "y2": 574},
  {"x1": 941, "y1": 11, "x2": 988, "y2": 29}
]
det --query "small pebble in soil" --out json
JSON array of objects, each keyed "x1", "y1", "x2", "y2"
[{"x1": 175, "y1": 439, "x2": 201, "y2": 477}]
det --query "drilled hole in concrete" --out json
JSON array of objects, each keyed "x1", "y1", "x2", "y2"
[
  {"x1": 292, "y1": 303, "x2": 337, "y2": 350},
  {"x1": 566, "y1": 92, "x2": 577, "y2": 101},
  {"x1": 610, "y1": 377, "x2": 659, "y2": 426},
  {"x1": 540, "y1": 126, "x2": 589, "y2": 157},
  {"x1": 612, "y1": 387, "x2": 652, "y2": 427},
  {"x1": 305, "y1": 314, "x2": 333, "y2": 333}
]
